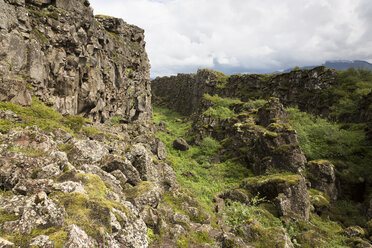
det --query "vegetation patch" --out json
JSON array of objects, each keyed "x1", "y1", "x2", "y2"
[
  {"x1": 153, "y1": 107, "x2": 252, "y2": 214},
  {"x1": 50, "y1": 174, "x2": 132, "y2": 244},
  {"x1": 242, "y1": 173, "x2": 302, "y2": 188},
  {"x1": 125, "y1": 181, "x2": 154, "y2": 200},
  {"x1": 0, "y1": 97, "x2": 93, "y2": 136},
  {"x1": 202, "y1": 94, "x2": 242, "y2": 120},
  {"x1": 223, "y1": 196, "x2": 282, "y2": 228}
]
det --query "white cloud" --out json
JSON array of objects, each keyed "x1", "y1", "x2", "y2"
[{"x1": 89, "y1": 0, "x2": 372, "y2": 77}]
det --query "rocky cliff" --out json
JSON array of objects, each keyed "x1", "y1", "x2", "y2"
[
  {"x1": 152, "y1": 66, "x2": 337, "y2": 117},
  {"x1": 0, "y1": 0, "x2": 151, "y2": 123}
]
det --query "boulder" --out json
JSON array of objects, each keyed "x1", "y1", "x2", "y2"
[
  {"x1": 219, "y1": 189, "x2": 250, "y2": 204},
  {"x1": 101, "y1": 154, "x2": 141, "y2": 186},
  {"x1": 241, "y1": 173, "x2": 310, "y2": 220},
  {"x1": 67, "y1": 140, "x2": 108, "y2": 166},
  {"x1": 307, "y1": 160, "x2": 338, "y2": 201},
  {"x1": 237, "y1": 220, "x2": 294, "y2": 248},
  {"x1": 63, "y1": 224, "x2": 97, "y2": 248},
  {"x1": 342, "y1": 226, "x2": 366, "y2": 238},
  {"x1": 173, "y1": 138, "x2": 189, "y2": 151}
]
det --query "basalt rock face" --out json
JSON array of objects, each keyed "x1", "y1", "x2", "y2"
[
  {"x1": 152, "y1": 66, "x2": 337, "y2": 117},
  {"x1": 0, "y1": 0, "x2": 151, "y2": 123}
]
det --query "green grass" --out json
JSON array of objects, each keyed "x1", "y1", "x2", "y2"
[
  {"x1": 0, "y1": 97, "x2": 89, "y2": 134},
  {"x1": 153, "y1": 106, "x2": 252, "y2": 212},
  {"x1": 287, "y1": 107, "x2": 372, "y2": 185},
  {"x1": 202, "y1": 94, "x2": 242, "y2": 120}
]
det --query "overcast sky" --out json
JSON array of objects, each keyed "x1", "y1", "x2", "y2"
[{"x1": 89, "y1": 0, "x2": 372, "y2": 77}]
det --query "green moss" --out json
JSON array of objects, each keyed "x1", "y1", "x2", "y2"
[
  {"x1": 58, "y1": 143, "x2": 74, "y2": 155},
  {"x1": 162, "y1": 192, "x2": 207, "y2": 223},
  {"x1": 242, "y1": 99, "x2": 268, "y2": 110},
  {"x1": 27, "y1": 8, "x2": 59, "y2": 19},
  {"x1": 203, "y1": 105, "x2": 236, "y2": 120},
  {"x1": 62, "y1": 115, "x2": 88, "y2": 133},
  {"x1": 329, "y1": 200, "x2": 367, "y2": 227},
  {"x1": 49, "y1": 229, "x2": 68, "y2": 247},
  {"x1": 0, "y1": 210, "x2": 19, "y2": 224},
  {"x1": 203, "y1": 94, "x2": 242, "y2": 107},
  {"x1": 124, "y1": 181, "x2": 154, "y2": 200},
  {"x1": 51, "y1": 174, "x2": 132, "y2": 243},
  {"x1": 81, "y1": 126, "x2": 103, "y2": 137},
  {"x1": 110, "y1": 116, "x2": 127, "y2": 125},
  {"x1": 176, "y1": 231, "x2": 213, "y2": 248},
  {"x1": 308, "y1": 189, "x2": 330, "y2": 208},
  {"x1": 147, "y1": 228, "x2": 160, "y2": 245},
  {"x1": 243, "y1": 173, "x2": 302, "y2": 188},
  {"x1": 0, "y1": 97, "x2": 66, "y2": 133},
  {"x1": 95, "y1": 14, "x2": 114, "y2": 18},
  {"x1": 249, "y1": 225, "x2": 292, "y2": 248},
  {"x1": 32, "y1": 28, "x2": 48, "y2": 44},
  {"x1": 7, "y1": 145, "x2": 46, "y2": 157},
  {"x1": 0, "y1": 119, "x2": 12, "y2": 133}
]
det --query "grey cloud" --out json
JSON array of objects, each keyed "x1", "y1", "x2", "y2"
[{"x1": 90, "y1": 0, "x2": 372, "y2": 77}]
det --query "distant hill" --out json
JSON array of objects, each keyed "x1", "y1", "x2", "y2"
[{"x1": 282, "y1": 60, "x2": 372, "y2": 72}]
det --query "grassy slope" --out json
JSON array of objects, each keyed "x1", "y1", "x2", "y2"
[{"x1": 153, "y1": 107, "x2": 252, "y2": 211}]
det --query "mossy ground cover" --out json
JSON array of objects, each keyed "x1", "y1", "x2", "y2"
[
  {"x1": 0, "y1": 97, "x2": 90, "y2": 134},
  {"x1": 153, "y1": 107, "x2": 252, "y2": 212}
]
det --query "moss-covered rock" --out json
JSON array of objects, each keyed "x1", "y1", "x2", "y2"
[
  {"x1": 242, "y1": 173, "x2": 310, "y2": 220},
  {"x1": 237, "y1": 220, "x2": 294, "y2": 248}
]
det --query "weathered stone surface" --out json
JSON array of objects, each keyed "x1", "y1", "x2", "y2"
[
  {"x1": 0, "y1": 77, "x2": 32, "y2": 106},
  {"x1": 307, "y1": 160, "x2": 338, "y2": 201},
  {"x1": 237, "y1": 220, "x2": 294, "y2": 248},
  {"x1": 0, "y1": 0, "x2": 152, "y2": 122},
  {"x1": 125, "y1": 181, "x2": 161, "y2": 210},
  {"x1": 63, "y1": 224, "x2": 97, "y2": 248},
  {"x1": 130, "y1": 144, "x2": 161, "y2": 183},
  {"x1": 13, "y1": 179, "x2": 54, "y2": 195},
  {"x1": 112, "y1": 207, "x2": 149, "y2": 248},
  {"x1": 173, "y1": 138, "x2": 189, "y2": 151},
  {"x1": 68, "y1": 140, "x2": 108, "y2": 166},
  {"x1": 53, "y1": 181, "x2": 87, "y2": 195},
  {"x1": 101, "y1": 154, "x2": 141, "y2": 186},
  {"x1": 242, "y1": 174, "x2": 311, "y2": 220},
  {"x1": 0, "y1": 238, "x2": 14, "y2": 248},
  {"x1": 29, "y1": 235, "x2": 54, "y2": 248}
]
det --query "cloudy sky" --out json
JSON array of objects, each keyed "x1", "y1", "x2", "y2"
[{"x1": 89, "y1": 0, "x2": 372, "y2": 77}]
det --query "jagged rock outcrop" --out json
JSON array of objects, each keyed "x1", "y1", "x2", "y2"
[
  {"x1": 306, "y1": 160, "x2": 338, "y2": 201},
  {"x1": 0, "y1": 0, "x2": 151, "y2": 122},
  {"x1": 191, "y1": 98, "x2": 307, "y2": 175},
  {"x1": 152, "y1": 66, "x2": 337, "y2": 117}
]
